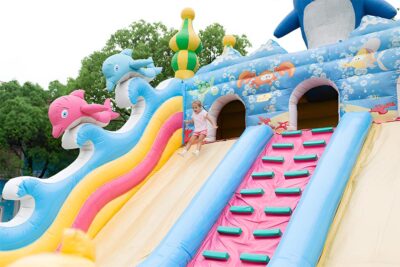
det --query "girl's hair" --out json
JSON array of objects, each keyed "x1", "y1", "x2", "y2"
[
  {"x1": 192, "y1": 100, "x2": 208, "y2": 111},
  {"x1": 192, "y1": 100, "x2": 202, "y2": 107}
]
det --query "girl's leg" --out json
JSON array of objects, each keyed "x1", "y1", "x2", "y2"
[
  {"x1": 196, "y1": 134, "x2": 206, "y2": 151},
  {"x1": 186, "y1": 135, "x2": 198, "y2": 150},
  {"x1": 179, "y1": 135, "x2": 198, "y2": 156},
  {"x1": 193, "y1": 134, "x2": 206, "y2": 156}
]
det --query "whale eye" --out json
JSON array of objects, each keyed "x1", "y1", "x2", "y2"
[
  {"x1": 61, "y1": 109, "x2": 68, "y2": 119},
  {"x1": 114, "y1": 65, "x2": 119, "y2": 72}
]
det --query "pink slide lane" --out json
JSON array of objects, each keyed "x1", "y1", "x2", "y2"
[
  {"x1": 72, "y1": 112, "x2": 183, "y2": 232},
  {"x1": 189, "y1": 129, "x2": 333, "y2": 266}
]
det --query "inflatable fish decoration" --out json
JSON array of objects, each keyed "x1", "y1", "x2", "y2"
[
  {"x1": 48, "y1": 90, "x2": 119, "y2": 138},
  {"x1": 102, "y1": 49, "x2": 162, "y2": 91},
  {"x1": 343, "y1": 38, "x2": 388, "y2": 70}
]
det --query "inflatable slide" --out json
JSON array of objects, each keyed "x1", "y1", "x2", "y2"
[
  {"x1": 94, "y1": 140, "x2": 235, "y2": 267},
  {"x1": 2, "y1": 1, "x2": 400, "y2": 266},
  {"x1": 0, "y1": 76, "x2": 185, "y2": 266},
  {"x1": 319, "y1": 121, "x2": 400, "y2": 267},
  {"x1": 140, "y1": 112, "x2": 371, "y2": 266}
]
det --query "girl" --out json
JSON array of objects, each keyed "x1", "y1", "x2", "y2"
[{"x1": 179, "y1": 100, "x2": 218, "y2": 157}]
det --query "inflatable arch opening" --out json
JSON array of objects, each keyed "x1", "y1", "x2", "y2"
[
  {"x1": 206, "y1": 94, "x2": 246, "y2": 141},
  {"x1": 289, "y1": 77, "x2": 339, "y2": 130}
]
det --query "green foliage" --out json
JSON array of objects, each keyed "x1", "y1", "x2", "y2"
[
  {"x1": 72, "y1": 21, "x2": 251, "y2": 96},
  {"x1": 104, "y1": 20, "x2": 177, "y2": 85},
  {"x1": 73, "y1": 51, "x2": 114, "y2": 104},
  {"x1": 57, "y1": 20, "x2": 251, "y2": 130},
  {"x1": 48, "y1": 79, "x2": 75, "y2": 99},
  {"x1": 0, "y1": 20, "x2": 252, "y2": 178},
  {"x1": 0, "y1": 148, "x2": 22, "y2": 178},
  {"x1": 0, "y1": 81, "x2": 77, "y2": 179},
  {"x1": 198, "y1": 23, "x2": 252, "y2": 66}
]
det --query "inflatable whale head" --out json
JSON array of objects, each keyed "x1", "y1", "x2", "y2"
[{"x1": 274, "y1": 0, "x2": 397, "y2": 48}]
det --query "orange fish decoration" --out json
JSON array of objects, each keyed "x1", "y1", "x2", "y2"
[{"x1": 237, "y1": 62, "x2": 295, "y2": 89}]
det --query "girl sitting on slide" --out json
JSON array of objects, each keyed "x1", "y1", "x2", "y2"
[{"x1": 179, "y1": 100, "x2": 218, "y2": 157}]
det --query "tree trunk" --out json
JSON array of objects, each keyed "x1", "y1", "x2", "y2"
[
  {"x1": 38, "y1": 160, "x2": 49, "y2": 178},
  {"x1": 27, "y1": 157, "x2": 33, "y2": 176}
]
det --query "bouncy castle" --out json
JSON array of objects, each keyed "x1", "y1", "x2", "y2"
[{"x1": 2, "y1": 1, "x2": 400, "y2": 266}]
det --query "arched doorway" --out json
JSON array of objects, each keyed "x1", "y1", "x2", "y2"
[
  {"x1": 206, "y1": 95, "x2": 246, "y2": 141},
  {"x1": 216, "y1": 100, "x2": 246, "y2": 140},
  {"x1": 289, "y1": 78, "x2": 339, "y2": 130}
]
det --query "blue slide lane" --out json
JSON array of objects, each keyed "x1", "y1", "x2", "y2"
[
  {"x1": 139, "y1": 125, "x2": 273, "y2": 267},
  {"x1": 269, "y1": 112, "x2": 372, "y2": 267}
]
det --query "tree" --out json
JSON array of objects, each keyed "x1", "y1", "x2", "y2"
[
  {"x1": 199, "y1": 23, "x2": 252, "y2": 66},
  {"x1": 0, "y1": 148, "x2": 22, "y2": 178},
  {"x1": 48, "y1": 79, "x2": 75, "y2": 99},
  {"x1": 73, "y1": 51, "x2": 114, "y2": 104},
  {"x1": 103, "y1": 20, "x2": 177, "y2": 85},
  {"x1": 63, "y1": 20, "x2": 251, "y2": 130},
  {"x1": 0, "y1": 21, "x2": 252, "y2": 179},
  {"x1": 0, "y1": 81, "x2": 77, "y2": 179}
]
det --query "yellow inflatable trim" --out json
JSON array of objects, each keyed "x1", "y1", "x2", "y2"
[
  {"x1": 7, "y1": 253, "x2": 95, "y2": 267},
  {"x1": 8, "y1": 229, "x2": 95, "y2": 267},
  {"x1": 87, "y1": 129, "x2": 182, "y2": 238},
  {"x1": 0, "y1": 96, "x2": 182, "y2": 267}
]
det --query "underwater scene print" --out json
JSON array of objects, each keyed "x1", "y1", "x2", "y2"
[{"x1": 184, "y1": 16, "x2": 400, "y2": 130}]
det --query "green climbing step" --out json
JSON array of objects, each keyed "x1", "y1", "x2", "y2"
[
  {"x1": 284, "y1": 170, "x2": 309, "y2": 178},
  {"x1": 230, "y1": 206, "x2": 254, "y2": 214},
  {"x1": 282, "y1": 130, "x2": 302, "y2": 137},
  {"x1": 294, "y1": 154, "x2": 318, "y2": 161},
  {"x1": 240, "y1": 188, "x2": 264, "y2": 196},
  {"x1": 275, "y1": 187, "x2": 302, "y2": 195},
  {"x1": 262, "y1": 156, "x2": 284, "y2": 163},
  {"x1": 303, "y1": 140, "x2": 326, "y2": 147},
  {"x1": 217, "y1": 226, "x2": 242, "y2": 236},
  {"x1": 311, "y1": 127, "x2": 334, "y2": 134},
  {"x1": 240, "y1": 253, "x2": 270, "y2": 263},
  {"x1": 272, "y1": 143, "x2": 294, "y2": 149},
  {"x1": 265, "y1": 206, "x2": 292, "y2": 215},
  {"x1": 203, "y1": 250, "x2": 229, "y2": 261},
  {"x1": 252, "y1": 171, "x2": 274, "y2": 179},
  {"x1": 253, "y1": 228, "x2": 282, "y2": 237}
]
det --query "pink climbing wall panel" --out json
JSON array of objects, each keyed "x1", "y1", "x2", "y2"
[{"x1": 189, "y1": 129, "x2": 333, "y2": 266}]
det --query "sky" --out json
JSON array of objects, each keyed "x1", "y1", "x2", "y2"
[{"x1": 0, "y1": 0, "x2": 399, "y2": 89}]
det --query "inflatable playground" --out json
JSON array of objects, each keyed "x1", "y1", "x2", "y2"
[{"x1": 2, "y1": 1, "x2": 400, "y2": 266}]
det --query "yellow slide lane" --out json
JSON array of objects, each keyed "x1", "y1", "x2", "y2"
[
  {"x1": 94, "y1": 140, "x2": 236, "y2": 267},
  {"x1": 0, "y1": 97, "x2": 182, "y2": 267},
  {"x1": 319, "y1": 122, "x2": 400, "y2": 267}
]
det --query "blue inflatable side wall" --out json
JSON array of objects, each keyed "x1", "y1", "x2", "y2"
[
  {"x1": 269, "y1": 112, "x2": 372, "y2": 267},
  {"x1": 139, "y1": 125, "x2": 274, "y2": 267},
  {"x1": 183, "y1": 16, "x2": 400, "y2": 133}
]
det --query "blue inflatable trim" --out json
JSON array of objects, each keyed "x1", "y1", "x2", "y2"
[
  {"x1": 269, "y1": 112, "x2": 372, "y2": 267},
  {"x1": 139, "y1": 125, "x2": 273, "y2": 267}
]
